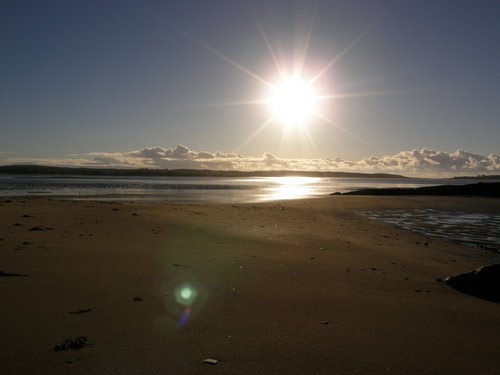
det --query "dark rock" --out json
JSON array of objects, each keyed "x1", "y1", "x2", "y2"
[
  {"x1": 53, "y1": 336, "x2": 89, "y2": 351},
  {"x1": 133, "y1": 297, "x2": 143, "y2": 302},
  {"x1": 444, "y1": 264, "x2": 500, "y2": 303},
  {"x1": 341, "y1": 182, "x2": 500, "y2": 197}
]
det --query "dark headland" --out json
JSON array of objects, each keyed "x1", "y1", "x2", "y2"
[
  {"x1": 336, "y1": 182, "x2": 500, "y2": 197},
  {"x1": 0, "y1": 164, "x2": 406, "y2": 178}
]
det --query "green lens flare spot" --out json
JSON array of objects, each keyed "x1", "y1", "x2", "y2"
[
  {"x1": 175, "y1": 283, "x2": 198, "y2": 306},
  {"x1": 180, "y1": 287, "x2": 192, "y2": 300}
]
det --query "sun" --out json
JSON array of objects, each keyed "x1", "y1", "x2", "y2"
[
  {"x1": 197, "y1": 4, "x2": 393, "y2": 149},
  {"x1": 267, "y1": 75, "x2": 318, "y2": 128}
]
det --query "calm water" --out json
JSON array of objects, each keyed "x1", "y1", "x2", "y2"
[{"x1": 0, "y1": 175, "x2": 477, "y2": 203}]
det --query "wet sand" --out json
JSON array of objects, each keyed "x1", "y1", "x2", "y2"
[{"x1": 0, "y1": 196, "x2": 499, "y2": 374}]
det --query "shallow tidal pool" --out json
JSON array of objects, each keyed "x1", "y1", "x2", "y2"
[{"x1": 362, "y1": 208, "x2": 500, "y2": 252}]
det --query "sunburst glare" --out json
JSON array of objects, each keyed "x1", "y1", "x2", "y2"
[
  {"x1": 267, "y1": 75, "x2": 318, "y2": 128},
  {"x1": 197, "y1": 3, "x2": 398, "y2": 152}
]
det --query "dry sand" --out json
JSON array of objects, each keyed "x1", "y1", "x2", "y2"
[{"x1": 0, "y1": 196, "x2": 499, "y2": 374}]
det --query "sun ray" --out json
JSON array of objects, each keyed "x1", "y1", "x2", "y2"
[
  {"x1": 251, "y1": 3, "x2": 284, "y2": 77},
  {"x1": 312, "y1": 111, "x2": 366, "y2": 144},
  {"x1": 309, "y1": 28, "x2": 368, "y2": 85},
  {"x1": 207, "y1": 99, "x2": 268, "y2": 107},
  {"x1": 236, "y1": 115, "x2": 275, "y2": 152},
  {"x1": 278, "y1": 127, "x2": 287, "y2": 155},
  {"x1": 302, "y1": 126, "x2": 319, "y2": 156},
  {"x1": 309, "y1": 9, "x2": 389, "y2": 85},
  {"x1": 316, "y1": 88, "x2": 416, "y2": 100},
  {"x1": 186, "y1": 33, "x2": 273, "y2": 88},
  {"x1": 295, "y1": 0, "x2": 319, "y2": 76}
]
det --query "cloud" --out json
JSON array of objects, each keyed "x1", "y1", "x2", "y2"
[
  {"x1": 1, "y1": 145, "x2": 498, "y2": 177},
  {"x1": 354, "y1": 149, "x2": 500, "y2": 175}
]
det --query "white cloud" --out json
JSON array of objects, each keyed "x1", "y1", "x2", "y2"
[{"x1": 1, "y1": 145, "x2": 498, "y2": 177}]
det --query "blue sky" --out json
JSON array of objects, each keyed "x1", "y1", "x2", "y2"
[{"x1": 1, "y1": 0, "x2": 499, "y2": 174}]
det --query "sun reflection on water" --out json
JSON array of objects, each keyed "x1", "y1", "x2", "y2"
[{"x1": 259, "y1": 176, "x2": 322, "y2": 201}]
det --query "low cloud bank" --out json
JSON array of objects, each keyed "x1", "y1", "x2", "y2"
[{"x1": 2, "y1": 145, "x2": 498, "y2": 177}]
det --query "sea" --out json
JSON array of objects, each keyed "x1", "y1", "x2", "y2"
[
  {"x1": 0, "y1": 174, "x2": 482, "y2": 203},
  {"x1": 1, "y1": 174, "x2": 498, "y2": 252}
]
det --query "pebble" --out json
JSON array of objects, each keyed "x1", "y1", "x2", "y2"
[
  {"x1": 204, "y1": 358, "x2": 218, "y2": 365},
  {"x1": 53, "y1": 336, "x2": 89, "y2": 352}
]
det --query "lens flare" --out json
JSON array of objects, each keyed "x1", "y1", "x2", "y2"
[
  {"x1": 180, "y1": 287, "x2": 192, "y2": 300},
  {"x1": 178, "y1": 306, "x2": 192, "y2": 327},
  {"x1": 175, "y1": 283, "x2": 198, "y2": 306}
]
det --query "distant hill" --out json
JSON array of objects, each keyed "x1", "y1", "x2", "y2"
[
  {"x1": 338, "y1": 182, "x2": 500, "y2": 197},
  {"x1": 452, "y1": 174, "x2": 500, "y2": 180},
  {"x1": 0, "y1": 164, "x2": 407, "y2": 179}
]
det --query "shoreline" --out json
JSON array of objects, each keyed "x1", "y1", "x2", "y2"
[{"x1": 1, "y1": 196, "x2": 499, "y2": 374}]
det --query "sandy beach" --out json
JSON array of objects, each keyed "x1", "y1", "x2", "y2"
[{"x1": 1, "y1": 196, "x2": 499, "y2": 374}]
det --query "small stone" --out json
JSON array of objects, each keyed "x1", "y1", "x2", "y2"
[
  {"x1": 29, "y1": 226, "x2": 45, "y2": 231},
  {"x1": 322, "y1": 320, "x2": 329, "y2": 325},
  {"x1": 53, "y1": 336, "x2": 89, "y2": 352},
  {"x1": 204, "y1": 358, "x2": 218, "y2": 365},
  {"x1": 172, "y1": 263, "x2": 190, "y2": 268},
  {"x1": 133, "y1": 297, "x2": 143, "y2": 302},
  {"x1": 69, "y1": 308, "x2": 92, "y2": 314}
]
